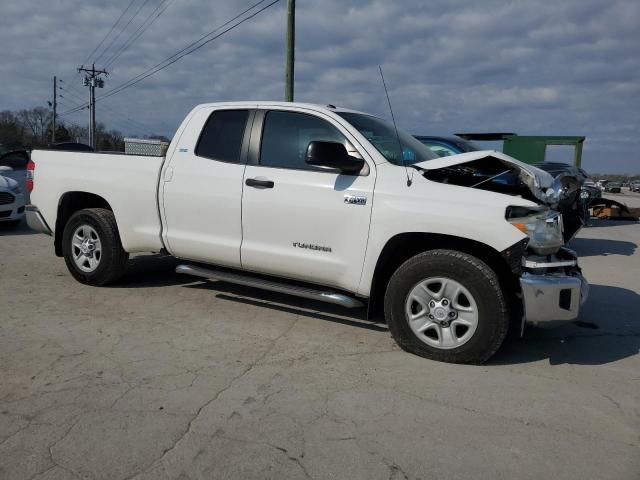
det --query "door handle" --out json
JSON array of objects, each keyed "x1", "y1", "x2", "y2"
[{"x1": 245, "y1": 178, "x2": 274, "y2": 189}]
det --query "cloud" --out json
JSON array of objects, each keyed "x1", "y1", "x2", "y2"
[{"x1": 0, "y1": 0, "x2": 638, "y2": 172}]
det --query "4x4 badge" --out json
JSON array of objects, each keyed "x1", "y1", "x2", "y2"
[{"x1": 344, "y1": 195, "x2": 367, "y2": 205}]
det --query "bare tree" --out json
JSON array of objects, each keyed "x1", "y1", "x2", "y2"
[
  {"x1": 18, "y1": 107, "x2": 50, "y2": 146},
  {"x1": 66, "y1": 124, "x2": 89, "y2": 144},
  {"x1": 0, "y1": 105, "x2": 162, "y2": 151},
  {"x1": 0, "y1": 110, "x2": 25, "y2": 146}
]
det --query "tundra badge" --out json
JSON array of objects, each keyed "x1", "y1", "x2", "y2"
[
  {"x1": 292, "y1": 242, "x2": 332, "y2": 253},
  {"x1": 344, "y1": 194, "x2": 367, "y2": 205}
]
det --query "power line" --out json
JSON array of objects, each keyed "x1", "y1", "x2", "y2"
[
  {"x1": 59, "y1": 78, "x2": 89, "y2": 99},
  {"x1": 58, "y1": 102, "x2": 88, "y2": 117},
  {"x1": 94, "y1": 0, "x2": 154, "y2": 65},
  {"x1": 59, "y1": 100, "x2": 90, "y2": 115},
  {"x1": 59, "y1": 100, "x2": 90, "y2": 116},
  {"x1": 58, "y1": 96, "x2": 86, "y2": 111},
  {"x1": 98, "y1": 102, "x2": 157, "y2": 134},
  {"x1": 60, "y1": 0, "x2": 280, "y2": 115},
  {"x1": 104, "y1": 0, "x2": 176, "y2": 70},
  {"x1": 98, "y1": 0, "x2": 280, "y2": 101},
  {"x1": 59, "y1": 84, "x2": 89, "y2": 105},
  {"x1": 83, "y1": 0, "x2": 138, "y2": 65},
  {"x1": 58, "y1": 99, "x2": 153, "y2": 136},
  {"x1": 94, "y1": 108, "x2": 148, "y2": 135},
  {"x1": 104, "y1": 0, "x2": 171, "y2": 69},
  {"x1": 99, "y1": 0, "x2": 273, "y2": 99},
  {"x1": 59, "y1": 88, "x2": 156, "y2": 134},
  {"x1": 59, "y1": 77, "x2": 99, "y2": 115}
]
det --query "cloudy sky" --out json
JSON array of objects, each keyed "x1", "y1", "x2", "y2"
[{"x1": 1, "y1": 0, "x2": 639, "y2": 173}]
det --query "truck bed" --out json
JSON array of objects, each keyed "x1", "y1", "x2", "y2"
[{"x1": 30, "y1": 150, "x2": 165, "y2": 252}]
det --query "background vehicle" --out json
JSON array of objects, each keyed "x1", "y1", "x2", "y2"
[
  {"x1": 631, "y1": 182, "x2": 640, "y2": 193},
  {"x1": 26, "y1": 102, "x2": 588, "y2": 364},
  {"x1": 581, "y1": 180, "x2": 601, "y2": 198},
  {"x1": 605, "y1": 182, "x2": 622, "y2": 193},
  {"x1": 0, "y1": 167, "x2": 25, "y2": 225},
  {"x1": 580, "y1": 183, "x2": 602, "y2": 201},
  {"x1": 413, "y1": 135, "x2": 481, "y2": 157},
  {"x1": 0, "y1": 149, "x2": 30, "y2": 204}
]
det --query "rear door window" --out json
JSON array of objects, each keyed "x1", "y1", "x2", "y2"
[{"x1": 195, "y1": 110, "x2": 249, "y2": 163}]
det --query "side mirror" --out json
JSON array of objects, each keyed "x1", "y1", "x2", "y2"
[{"x1": 305, "y1": 141, "x2": 364, "y2": 174}]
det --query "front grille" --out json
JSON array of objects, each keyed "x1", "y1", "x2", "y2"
[
  {"x1": 0, "y1": 210, "x2": 12, "y2": 218},
  {"x1": 0, "y1": 192, "x2": 15, "y2": 205}
]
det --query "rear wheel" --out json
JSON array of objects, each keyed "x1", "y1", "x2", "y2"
[
  {"x1": 384, "y1": 249, "x2": 509, "y2": 364},
  {"x1": 62, "y1": 208, "x2": 128, "y2": 286}
]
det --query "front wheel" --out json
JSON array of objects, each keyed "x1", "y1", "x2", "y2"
[
  {"x1": 62, "y1": 208, "x2": 129, "y2": 286},
  {"x1": 384, "y1": 249, "x2": 509, "y2": 364}
]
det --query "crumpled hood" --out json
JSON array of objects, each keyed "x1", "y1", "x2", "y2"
[{"x1": 413, "y1": 150, "x2": 576, "y2": 207}]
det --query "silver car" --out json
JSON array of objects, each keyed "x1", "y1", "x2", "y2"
[{"x1": 0, "y1": 168, "x2": 25, "y2": 225}]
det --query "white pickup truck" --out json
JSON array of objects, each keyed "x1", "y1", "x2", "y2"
[{"x1": 26, "y1": 102, "x2": 588, "y2": 363}]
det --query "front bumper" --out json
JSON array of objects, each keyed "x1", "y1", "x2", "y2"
[
  {"x1": 0, "y1": 192, "x2": 25, "y2": 222},
  {"x1": 519, "y1": 248, "x2": 589, "y2": 326},
  {"x1": 25, "y1": 205, "x2": 53, "y2": 235}
]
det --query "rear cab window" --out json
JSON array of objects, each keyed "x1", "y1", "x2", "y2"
[{"x1": 195, "y1": 110, "x2": 249, "y2": 163}]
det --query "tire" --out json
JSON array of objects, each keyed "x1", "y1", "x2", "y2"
[
  {"x1": 62, "y1": 208, "x2": 129, "y2": 286},
  {"x1": 384, "y1": 249, "x2": 509, "y2": 364}
]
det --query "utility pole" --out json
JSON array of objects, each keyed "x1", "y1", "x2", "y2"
[
  {"x1": 285, "y1": 0, "x2": 295, "y2": 101},
  {"x1": 51, "y1": 76, "x2": 57, "y2": 143},
  {"x1": 78, "y1": 64, "x2": 107, "y2": 149}
]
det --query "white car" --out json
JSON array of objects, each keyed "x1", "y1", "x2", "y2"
[
  {"x1": 26, "y1": 102, "x2": 588, "y2": 364},
  {"x1": 0, "y1": 167, "x2": 26, "y2": 225}
]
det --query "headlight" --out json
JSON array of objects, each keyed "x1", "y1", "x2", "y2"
[{"x1": 508, "y1": 209, "x2": 564, "y2": 255}]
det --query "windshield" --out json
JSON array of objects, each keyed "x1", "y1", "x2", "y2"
[
  {"x1": 455, "y1": 139, "x2": 482, "y2": 152},
  {"x1": 338, "y1": 112, "x2": 439, "y2": 165}
]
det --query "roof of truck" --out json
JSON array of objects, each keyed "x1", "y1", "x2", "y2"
[{"x1": 195, "y1": 101, "x2": 369, "y2": 116}]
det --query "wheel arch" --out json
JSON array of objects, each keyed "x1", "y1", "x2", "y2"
[
  {"x1": 366, "y1": 232, "x2": 518, "y2": 320},
  {"x1": 54, "y1": 192, "x2": 113, "y2": 257}
]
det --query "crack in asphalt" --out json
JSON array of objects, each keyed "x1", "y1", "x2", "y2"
[
  {"x1": 331, "y1": 365, "x2": 640, "y2": 449},
  {"x1": 124, "y1": 315, "x2": 302, "y2": 480},
  {"x1": 269, "y1": 443, "x2": 312, "y2": 479}
]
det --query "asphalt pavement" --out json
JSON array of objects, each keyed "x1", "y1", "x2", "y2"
[{"x1": 1, "y1": 200, "x2": 638, "y2": 480}]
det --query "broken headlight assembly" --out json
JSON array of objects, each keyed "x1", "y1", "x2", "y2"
[{"x1": 506, "y1": 207, "x2": 564, "y2": 255}]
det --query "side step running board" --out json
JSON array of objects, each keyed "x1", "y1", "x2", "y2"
[{"x1": 176, "y1": 264, "x2": 365, "y2": 309}]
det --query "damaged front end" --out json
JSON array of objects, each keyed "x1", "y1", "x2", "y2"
[
  {"x1": 504, "y1": 203, "x2": 589, "y2": 329},
  {"x1": 519, "y1": 248, "x2": 589, "y2": 328},
  {"x1": 414, "y1": 151, "x2": 589, "y2": 329},
  {"x1": 413, "y1": 151, "x2": 585, "y2": 241}
]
